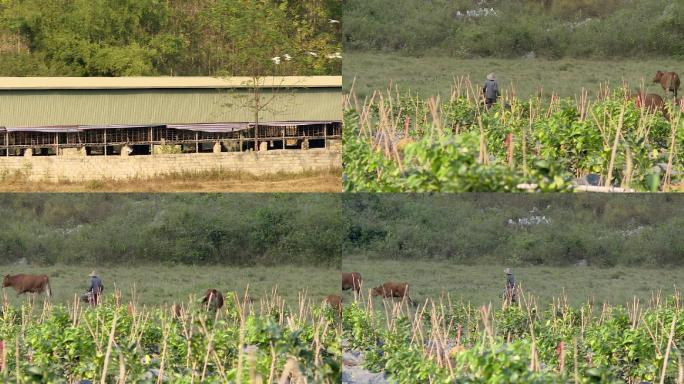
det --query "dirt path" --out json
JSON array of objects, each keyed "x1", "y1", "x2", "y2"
[{"x1": 0, "y1": 172, "x2": 341, "y2": 192}]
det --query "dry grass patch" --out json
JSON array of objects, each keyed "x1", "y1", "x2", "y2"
[{"x1": 0, "y1": 168, "x2": 342, "y2": 192}]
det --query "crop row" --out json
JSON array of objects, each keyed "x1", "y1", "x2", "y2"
[
  {"x1": 342, "y1": 289, "x2": 684, "y2": 383},
  {"x1": 343, "y1": 82, "x2": 684, "y2": 192},
  {"x1": 0, "y1": 291, "x2": 340, "y2": 383}
]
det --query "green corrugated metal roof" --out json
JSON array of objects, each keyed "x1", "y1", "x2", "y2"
[{"x1": 0, "y1": 87, "x2": 341, "y2": 126}]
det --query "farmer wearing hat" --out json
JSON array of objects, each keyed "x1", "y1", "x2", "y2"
[
  {"x1": 84, "y1": 271, "x2": 104, "y2": 306},
  {"x1": 503, "y1": 268, "x2": 516, "y2": 304},
  {"x1": 482, "y1": 73, "x2": 500, "y2": 110}
]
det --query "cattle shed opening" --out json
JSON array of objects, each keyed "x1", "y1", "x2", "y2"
[
  {"x1": 0, "y1": 76, "x2": 342, "y2": 157},
  {"x1": 0, "y1": 122, "x2": 341, "y2": 156}
]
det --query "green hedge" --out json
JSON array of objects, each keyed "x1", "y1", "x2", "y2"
[
  {"x1": 4, "y1": 194, "x2": 682, "y2": 267},
  {"x1": 343, "y1": 194, "x2": 684, "y2": 266},
  {"x1": 0, "y1": 194, "x2": 342, "y2": 266},
  {"x1": 0, "y1": 0, "x2": 341, "y2": 76}
]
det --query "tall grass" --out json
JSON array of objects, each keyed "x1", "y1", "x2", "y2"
[{"x1": 343, "y1": 54, "x2": 683, "y2": 100}]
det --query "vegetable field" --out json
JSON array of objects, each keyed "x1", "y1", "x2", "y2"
[
  {"x1": 343, "y1": 80, "x2": 683, "y2": 192},
  {"x1": 343, "y1": 289, "x2": 684, "y2": 383},
  {"x1": 0, "y1": 290, "x2": 340, "y2": 383}
]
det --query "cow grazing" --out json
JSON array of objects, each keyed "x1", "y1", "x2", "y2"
[
  {"x1": 371, "y1": 282, "x2": 413, "y2": 304},
  {"x1": 3, "y1": 274, "x2": 51, "y2": 297},
  {"x1": 342, "y1": 272, "x2": 362, "y2": 294},
  {"x1": 653, "y1": 70, "x2": 680, "y2": 98},
  {"x1": 631, "y1": 92, "x2": 669, "y2": 119},
  {"x1": 201, "y1": 289, "x2": 224, "y2": 311},
  {"x1": 324, "y1": 294, "x2": 342, "y2": 317}
]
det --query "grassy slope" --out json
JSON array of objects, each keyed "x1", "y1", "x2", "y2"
[
  {"x1": 343, "y1": 257, "x2": 682, "y2": 307},
  {"x1": 344, "y1": 52, "x2": 683, "y2": 100},
  {"x1": 1, "y1": 264, "x2": 338, "y2": 307}
]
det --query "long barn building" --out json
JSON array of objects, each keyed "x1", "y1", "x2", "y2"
[{"x1": 0, "y1": 76, "x2": 341, "y2": 156}]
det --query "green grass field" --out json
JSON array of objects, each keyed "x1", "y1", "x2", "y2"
[
  {"x1": 0, "y1": 264, "x2": 337, "y2": 307},
  {"x1": 344, "y1": 52, "x2": 683, "y2": 100},
  {"x1": 343, "y1": 258, "x2": 682, "y2": 307}
]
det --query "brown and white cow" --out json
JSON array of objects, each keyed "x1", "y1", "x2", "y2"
[
  {"x1": 342, "y1": 272, "x2": 362, "y2": 294},
  {"x1": 3, "y1": 274, "x2": 51, "y2": 297}
]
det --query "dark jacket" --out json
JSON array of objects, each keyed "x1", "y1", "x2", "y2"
[
  {"x1": 506, "y1": 274, "x2": 515, "y2": 289},
  {"x1": 89, "y1": 276, "x2": 104, "y2": 293},
  {"x1": 483, "y1": 79, "x2": 499, "y2": 100}
]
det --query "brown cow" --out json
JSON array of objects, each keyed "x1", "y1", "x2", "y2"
[
  {"x1": 371, "y1": 282, "x2": 413, "y2": 305},
  {"x1": 342, "y1": 272, "x2": 362, "y2": 294},
  {"x1": 631, "y1": 92, "x2": 669, "y2": 120},
  {"x1": 653, "y1": 70, "x2": 680, "y2": 98},
  {"x1": 3, "y1": 274, "x2": 51, "y2": 297},
  {"x1": 201, "y1": 288, "x2": 224, "y2": 311},
  {"x1": 324, "y1": 294, "x2": 342, "y2": 317}
]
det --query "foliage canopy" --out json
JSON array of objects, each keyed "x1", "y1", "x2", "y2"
[{"x1": 0, "y1": 0, "x2": 341, "y2": 75}]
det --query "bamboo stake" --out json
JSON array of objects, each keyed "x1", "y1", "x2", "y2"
[
  {"x1": 660, "y1": 315, "x2": 677, "y2": 384},
  {"x1": 605, "y1": 102, "x2": 626, "y2": 187},
  {"x1": 662, "y1": 108, "x2": 680, "y2": 190},
  {"x1": 100, "y1": 312, "x2": 118, "y2": 384}
]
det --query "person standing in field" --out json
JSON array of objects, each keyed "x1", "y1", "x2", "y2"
[
  {"x1": 84, "y1": 271, "x2": 104, "y2": 306},
  {"x1": 503, "y1": 268, "x2": 516, "y2": 304},
  {"x1": 482, "y1": 73, "x2": 500, "y2": 110}
]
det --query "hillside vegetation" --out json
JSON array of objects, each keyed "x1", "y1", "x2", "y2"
[
  {"x1": 0, "y1": 0, "x2": 341, "y2": 76},
  {"x1": 0, "y1": 194, "x2": 342, "y2": 266},
  {"x1": 343, "y1": 194, "x2": 684, "y2": 266},
  {"x1": 344, "y1": 0, "x2": 683, "y2": 58}
]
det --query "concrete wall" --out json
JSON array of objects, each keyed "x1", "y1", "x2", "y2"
[{"x1": 0, "y1": 149, "x2": 340, "y2": 182}]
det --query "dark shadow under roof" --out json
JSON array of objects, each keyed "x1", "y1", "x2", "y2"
[{"x1": 1, "y1": 121, "x2": 340, "y2": 133}]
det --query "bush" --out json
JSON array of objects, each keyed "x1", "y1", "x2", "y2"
[
  {"x1": 345, "y1": 0, "x2": 684, "y2": 58},
  {"x1": 0, "y1": 194, "x2": 342, "y2": 267},
  {"x1": 344, "y1": 194, "x2": 684, "y2": 267}
]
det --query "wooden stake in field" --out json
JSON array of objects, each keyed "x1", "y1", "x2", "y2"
[
  {"x1": 605, "y1": 102, "x2": 626, "y2": 187},
  {"x1": 505, "y1": 133, "x2": 514, "y2": 167},
  {"x1": 100, "y1": 312, "x2": 118, "y2": 384},
  {"x1": 659, "y1": 315, "x2": 678, "y2": 384},
  {"x1": 662, "y1": 101, "x2": 680, "y2": 190}
]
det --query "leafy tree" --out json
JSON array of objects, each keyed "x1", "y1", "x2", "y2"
[{"x1": 0, "y1": 0, "x2": 341, "y2": 75}]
